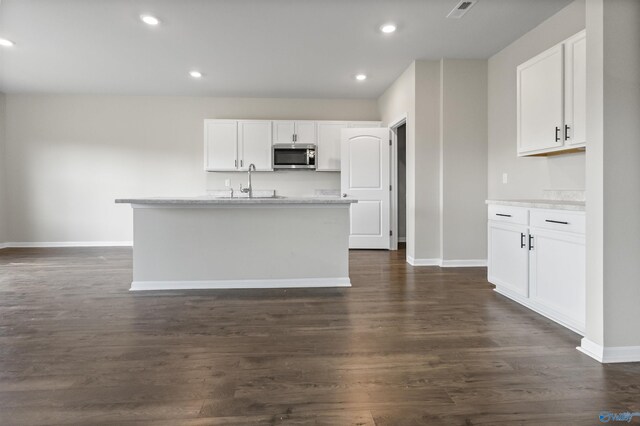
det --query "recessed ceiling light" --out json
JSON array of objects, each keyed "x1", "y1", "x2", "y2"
[
  {"x1": 355, "y1": 74, "x2": 367, "y2": 81},
  {"x1": 190, "y1": 71, "x2": 203, "y2": 78},
  {"x1": 380, "y1": 24, "x2": 397, "y2": 34},
  {"x1": 0, "y1": 38, "x2": 15, "y2": 47},
  {"x1": 140, "y1": 15, "x2": 160, "y2": 26}
]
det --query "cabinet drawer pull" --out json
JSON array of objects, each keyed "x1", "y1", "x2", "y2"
[
  {"x1": 529, "y1": 234, "x2": 534, "y2": 250},
  {"x1": 555, "y1": 126, "x2": 561, "y2": 142},
  {"x1": 496, "y1": 213, "x2": 512, "y2": 217},
  {"x1": 520, "y1": 233, "x2": 526, "y2": 248},
  {"x1": 565, "y1": 125, "x2": 570, "y2": 140},
  {"x1": 545, "y1": 219, "x2": 569, "y2": 225}
]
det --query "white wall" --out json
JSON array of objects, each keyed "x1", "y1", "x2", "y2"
[
  {"x1": 3, "y1": 95, "x2": 378, "y2": 243},
  {"x1": 441, "y1": 60, "x2": 488, "y2": 262},
  {"x1": 378, "y1": 59, "x2": 488, "y2": 263},
  {"x1": 584, "y1": 0, "x2": 640, "y2": 354},
  {"x1": 488, "y1": 0, "x2": 586, "y2": 199},
  {"x1": 0, "y1": 93, "x2": 7, "y2": 244},
  {"x1": 378, "y1": 63, "x2": 417, "y2": 258}
]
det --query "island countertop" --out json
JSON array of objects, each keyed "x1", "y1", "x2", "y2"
[{"x1": 116, "y1": 196, "x2": 358, "y2": 206}]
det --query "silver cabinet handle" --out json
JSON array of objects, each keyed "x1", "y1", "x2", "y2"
[
  {"x1": 241, "y1": 159, "x2": 243, "y2": 168},
  {"x1": 235, "y1": 160, "x2": 237, "y2": 168}
]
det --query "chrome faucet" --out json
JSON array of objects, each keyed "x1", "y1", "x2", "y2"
[{"x1": 241, "y1": 163, "x2": 256, "y2": 198}]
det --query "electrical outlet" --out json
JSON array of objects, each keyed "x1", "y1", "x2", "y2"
[
  {"x1": 224, "y1": 179, "x2": 231, "y2": 187},
  {"x1": 502, "y1": 173, "x2": 508, "y2": 184}
]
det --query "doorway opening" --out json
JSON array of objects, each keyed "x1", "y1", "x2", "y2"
[
  {"x1": 389, "y1": 115, "x2": 407, "y2": 251},
  {"x1": 396, "y1": 123, "x2": 406, "y2": 247}
]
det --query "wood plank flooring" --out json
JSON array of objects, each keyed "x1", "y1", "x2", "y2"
[{"x1": 0, "y1": 246, "x2": 639, "y2": 425}]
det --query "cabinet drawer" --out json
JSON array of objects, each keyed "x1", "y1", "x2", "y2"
[
  {"x1": 488, "y1": 205, "x2": 528, "y2": 225},
  {"x1": 530, "y1": 209, "x2": 585, "y2": 234}
]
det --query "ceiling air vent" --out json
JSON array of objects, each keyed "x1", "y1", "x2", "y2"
[{"x1": 446, "y1": 0, "x2": 477, "y2": 19}]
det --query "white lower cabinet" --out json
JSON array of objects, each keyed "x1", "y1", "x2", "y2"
[
  {"x1": 488, "y1": 222, "x2": 529, "y2": 298},
  {"x1": 488, "y1": 205, "x2": 585, "y2": 334}
]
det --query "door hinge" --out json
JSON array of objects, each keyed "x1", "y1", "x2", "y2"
[
  {"x1": 389, "y1": 139, "x2": 392, "y2": 146},
  {"x1": 389, "y1": 184, "x2": 392, "y2": 191},
  {"x1": 390, "y1": 230, "x2": 393, "y2": 236}
]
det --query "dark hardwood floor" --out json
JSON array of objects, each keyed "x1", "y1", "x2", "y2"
[{"x1": 0, "y1": 246, "x2": 639, "y2": 425}]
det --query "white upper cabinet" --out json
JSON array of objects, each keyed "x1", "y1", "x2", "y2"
[
  {"x1": 206, "y1": 119, "x2": 381, "y2": 172},
  {"x1": 517, "y1": 44, "x2": 565, "y2": 155},
  {"x1": 238, "y1": 120, "x2": 272, "y2": 171},
  {"x1": 272, "y1": 121, "x2": 316, "y2": 144},
  {"x1": 205, "y1": 120, "x2": 271, "y2": 171},
  {"x1": 564, "y1": 30, "x2": 587, "y2": 147},
  {"x1": 272, "y1": 121, "x2": 296, "y2": 144},
  {"x1": 205, "y1": 120, "x2": 238, "y2": 171},
  {"x1": 294, "y1": 121, "x2": 317, "y2": 144},
  {"x1": 517, "y1": 30, "x2": 586, "y2": 156},
  {"x1": 317, "y1": 122, "x2": 348, "y2": 171}
]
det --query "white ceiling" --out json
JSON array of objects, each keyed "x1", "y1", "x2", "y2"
[{"x1": 0, "y1": 0, "x2": 572, "y2": 98}]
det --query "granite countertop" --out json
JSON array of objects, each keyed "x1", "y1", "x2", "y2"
[
  {"x1": 116, "y1": 196, "x2": 357, "y2": 205},
  {"x1": 486, "y1": 199, "x2": 585, "y2": 211}
]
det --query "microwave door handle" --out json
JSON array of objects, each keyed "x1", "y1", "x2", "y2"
[{"x1": 306, "y1": 149, "x2": 310, "y2": 165}]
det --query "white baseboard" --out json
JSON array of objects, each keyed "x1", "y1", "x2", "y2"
[
  {"x1": 1, "y1": 241, "x2": 133, "y2": 248},
  {"x1": 578, "y1": 337, "x2": 640, "y2": 363},
  {"x1": 440, "y1": 259, "x2": 487, "y2": 267},
  {"x1": 406, "y1": 256, "x2": 440, "y2": 266},
  {"x1": 406, "y1": 256, "x2": 487, "y2": 267},
  {"x1": 130, "y1": 277, "x2": 352, "y2": 291},
  {"x1": 398, "y1": 237, "x2": 406, "y2": 243}
]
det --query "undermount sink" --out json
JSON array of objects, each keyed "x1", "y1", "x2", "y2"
[
  {"x1": 213, "y1": 195, "x2": 285, "y2": 200},
  {"x1": 207, "y1": 189, "x2": 278, "y2": 199}
]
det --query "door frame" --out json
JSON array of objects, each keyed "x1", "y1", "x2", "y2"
[{"x1": 388, "y1": 114, "x2": 407, "y2": 251}]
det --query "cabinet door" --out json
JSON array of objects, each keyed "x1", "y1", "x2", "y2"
[
  {"x1": 564, "y1": 30, "x2": 586, "y2": 147},
  {"x1": 317, "y1": 122, "x2": 348, "y2": 171},
  {"x1": 272, "y1": 121, "x2": 295, "y2": 144},
  {"x1": 488, "y1": 222, "x2": 529, "y2": 297},
  {"x1": 529, "y1": 228, "x2": 586, "y2": 332},
  {"x1": 239, "y1": 120, "x2": 272, "y2": 171},
  {"x1": 517, "y1": 44, "x2": 564, "y2": 156},
  {"x1": 205, "y1": 120, "x2": 238, "y2": 171},
  {"x1": 348, "y1": 121, "x2": 381, "y2": 128},
  {"x1": 294, "y1": 121, "x2": 317, "y2": 144}
]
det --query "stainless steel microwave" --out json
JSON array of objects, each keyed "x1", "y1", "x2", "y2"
[{"x1": 272, "y1": 144, "x2": 316, "y2": 169}]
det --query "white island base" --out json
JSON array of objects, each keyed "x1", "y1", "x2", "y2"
[{"x1": 116, "y1": 197, "x2": 355, "y2": 290}]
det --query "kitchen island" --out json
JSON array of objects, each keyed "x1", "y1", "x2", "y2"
[{"x1": 115, "y1": 196, "x2": 356, "y2": 290}]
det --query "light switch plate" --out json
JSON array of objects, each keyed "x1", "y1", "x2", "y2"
[
  {"x1": 502, "y1": 173, "x2": 508, "y2": 184},
  {"x1": 224, "y1": 179, "x2": 231, "y2": 187}
]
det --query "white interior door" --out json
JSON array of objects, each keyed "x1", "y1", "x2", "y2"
[{"x1": 341, "y1": 128, "x2": 390, "y2": 249}]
